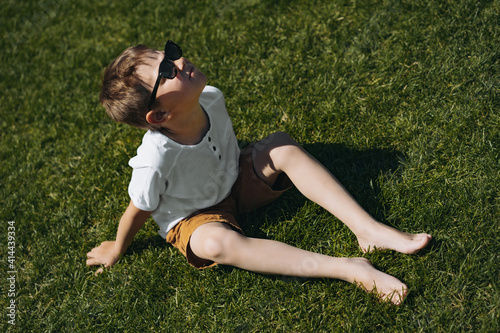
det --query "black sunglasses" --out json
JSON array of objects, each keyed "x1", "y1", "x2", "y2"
[{"x1": 148, "y1": 40, "x2": 182, "y2": 110}]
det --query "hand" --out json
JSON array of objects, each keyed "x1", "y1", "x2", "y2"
[{"x1": 86, "y1": 241, "x2": 121, "y2": 275}]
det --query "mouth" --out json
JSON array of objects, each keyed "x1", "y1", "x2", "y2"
[{"x1": 188, "y1": 66, "x2": 193, "y2": 79}]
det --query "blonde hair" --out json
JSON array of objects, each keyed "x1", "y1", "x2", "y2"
[{"x1": 99, "y1": 45, "x2": 159, "y2": 130}]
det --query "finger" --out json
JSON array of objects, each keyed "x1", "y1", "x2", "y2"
[{"x1": 95, "y1": 267, "x2": 104, "y2": 276}]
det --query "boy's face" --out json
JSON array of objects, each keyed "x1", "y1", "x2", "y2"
[{"x1": 138, "y1": 48, "x2": 207, "y2": 115}]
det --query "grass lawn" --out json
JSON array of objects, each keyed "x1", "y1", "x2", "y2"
[{"x1": 1, "y1": 0, "x2": 498, "y2": 331}]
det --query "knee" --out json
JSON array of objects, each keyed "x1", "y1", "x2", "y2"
[
  {"x1": 266, "y1": 132, "x2": 303, "y2": 169},
  {"x1": 190, "y1": 226, "x2": 241, "y2": 263},
  {"x1": 255, "y1": 131, "x2": 301, "y2": 162},
  {"x1": 199, "y1": 236, "x2": 226, "y2": 261},
  {"x1": 266, "y1": 131, "x2": 298, "y2": 148},
  {"x1": 254, "y1": 131, "x2": 296, "y2": 152}
]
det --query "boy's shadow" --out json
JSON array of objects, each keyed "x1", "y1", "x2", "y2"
[{"x1": 238, "y1": 143, "x2": 405, "y2": 240}]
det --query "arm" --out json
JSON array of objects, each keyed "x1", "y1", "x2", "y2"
[{"x1": 86, "y1": 200, "x2": 152, "y2": 274}]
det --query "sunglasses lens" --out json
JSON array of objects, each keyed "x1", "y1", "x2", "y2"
[
  {"x1": 165, "y1": 41, "x2": 182, "y2": 60},
  {"x1": 159, "y1": 61, "x2": 176, "y2": 79}
]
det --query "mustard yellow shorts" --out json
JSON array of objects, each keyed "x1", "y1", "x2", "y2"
[{"x1": 165, "y1": 143, "x2": 292, "y2": 268}]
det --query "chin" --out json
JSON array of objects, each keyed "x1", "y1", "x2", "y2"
[
  {"x1": 197, "y1": 71, "x2": 207, "y2": 84},
  {"x1": 198, "y1": 73, "x2": 208, "y2": 89}
]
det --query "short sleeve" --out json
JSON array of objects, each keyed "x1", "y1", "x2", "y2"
[{"x1": 128, "y1": 167, "x2": 166, "y2": 212}]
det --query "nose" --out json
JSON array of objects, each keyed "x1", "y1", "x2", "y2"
[{"x1": 173, "y1": 57, "x2": 186, "y2": 71}]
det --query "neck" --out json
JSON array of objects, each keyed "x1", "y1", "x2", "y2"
[{"x1": 160, "y1": 104, "x2": 209, "y2": 145}]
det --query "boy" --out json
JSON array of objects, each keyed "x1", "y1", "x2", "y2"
[{"x1": 87, "y1": 40, "x2": 432, "y2": 305}]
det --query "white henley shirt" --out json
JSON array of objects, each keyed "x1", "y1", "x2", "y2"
[{"x1": 128, "y1": 86, "x2": 240, "y2": 239}]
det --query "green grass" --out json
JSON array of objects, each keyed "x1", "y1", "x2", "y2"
[{"x1": 1, "y1": 0, "x2": 498, "y2": 331}]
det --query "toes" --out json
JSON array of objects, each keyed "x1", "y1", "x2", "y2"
[{"x1": 384, "y1": 286, "x2": 407, "y2": 305}]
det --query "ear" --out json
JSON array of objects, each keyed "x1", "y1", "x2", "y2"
[{"x1": 146, "y1": 110, "x2": 170, "y2": 125}]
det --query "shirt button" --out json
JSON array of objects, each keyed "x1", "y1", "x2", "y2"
[
  {"x1": 208, "y1": 137, "x2": 212, "y2": 142},
  {"x1": 213, "y1": 146, "x2": 216, "y2": 151},
  {"x1": 219, "y1": 155, "x2": 222, "y2": 160}
]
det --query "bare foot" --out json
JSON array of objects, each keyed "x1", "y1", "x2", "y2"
[
  {"x1": 349, "y1": 258, "x2": 408, "y2": 305},
  {"x1": 356, "y1": 221, "x2": 432, "y2": 254}
]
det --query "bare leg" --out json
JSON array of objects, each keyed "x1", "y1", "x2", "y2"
[
  {"x1": 252, "y1": 132, "x2": 432, "y2": 254},
  {"x1": 190, "y1": 222, "x2": 408, "y2": 305}
]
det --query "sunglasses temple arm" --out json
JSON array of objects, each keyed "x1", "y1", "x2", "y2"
[{"x1": 148, "y1": 76, "x2": 163, "y2": 110}]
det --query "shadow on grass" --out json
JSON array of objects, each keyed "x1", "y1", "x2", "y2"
[
  {"x1": 126, "y1": 231, "x2": 170, "y2": 256},
  {"x1": 239, "y1": 142, "x2": 405, "y2": 238}
]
